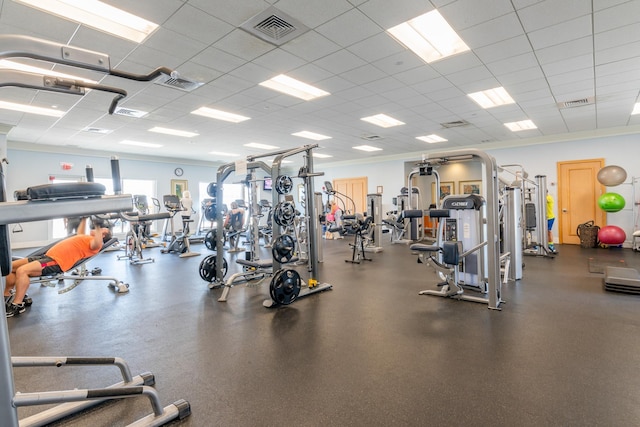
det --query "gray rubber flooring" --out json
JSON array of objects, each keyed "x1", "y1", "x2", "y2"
[{"x1": 6, "y1": 238, "x2": 640, "y2": 426}]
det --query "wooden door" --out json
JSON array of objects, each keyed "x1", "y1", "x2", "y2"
[
  {"x1": 333, "y1": 177, "x2": 368, "y2": 215},
  {"x1": 558, "y1": 159, "x2": 605, "y2": 244}
]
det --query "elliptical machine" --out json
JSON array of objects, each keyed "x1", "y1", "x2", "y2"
[{"x1": 161, "y1": 193, "x2": 199, "y2": 258}]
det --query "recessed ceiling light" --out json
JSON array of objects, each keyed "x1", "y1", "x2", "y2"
[
  {"x1": 361, "y1": 114, "x2": 405, "y2": 128},
  {"x1": 120, "y1": 140, "x2": 162, "y2": 148},
  {"x1": 353, "y1": 145, "x2": 382, "y2": 152},
  {"x1": 259, "y1": 74, "x2": 330, "y2": 101},
  {"x1": 209, "y1": 151, "x2": 240, "y2": 157},
  {"x1": 0, "y1": 100, "x2": 65, "y2": 117},
  {"x1": 244, "y1": 142, "x2": 279, "y2": 150},
  {"x1": 148, "y1": 127, "x2": 199, "y2": 138},
  {"x1": 504, "y1": 120, "x2": 537, "y2": 132},
  {"x1": 312, "y1": 153, "x2": 333, "y2": 158},
  {"x1": 632, "y1": 102, "x2": 640, "y2": 115},
  {"x1": 387, "y1": 10, "x2": 470, "y2": 63},
  {"x1": 191, "y1": 107, "x2": 250, "y2": 123},
  {"x1": 468, "y1": 87, "x2": 515, "y2": 109},
  {"x1": 292, "y1": 131, "x2": 332, "y2": 141},
  {"x1": 416, "y1": 134, "x2": 447, "y2": 143},
  {"x1": 13, "y1": 0, "x2": 159, "y2": 43},
  {"x1": 0, "y1": 60, "x2": 98, "y2": 83}
]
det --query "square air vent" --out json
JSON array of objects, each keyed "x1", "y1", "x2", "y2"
[
  {"x1": 440, "y1": 120, "x2": 470, "y2": 128},
  {"x1": 113, "y1": 107, "x2": 148, "y2": 118},
  {"x1": 240, "y1": 6, "x2": 310, "y2": 46},
  {"x1": 154, "y1": 74, "x2": 203, "y2": 92},
  {"x1": 557, "y1": 97, "x2": 595, "y2": 109}
]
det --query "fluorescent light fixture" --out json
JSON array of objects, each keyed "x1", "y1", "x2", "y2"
[
  {"x1": 353, "y1": 145, "x2": 382, "y2": 152},
  {"x1": 468, "y1": 87, "x2": 515, "y2": 109},
  {"x1": 191, "y1": 107, "x2": 250, "y2": 123},
  {"x1": 259, "y1": 74, "x2": 330, "y2": 101},
  {"x1": 0, "y1": 100, "x2": 64, "y2": 117},
  {"x1": 387, "y1": 10, "x2": 470, "y2": 63},
  {"x1": 312, "y1": 153, "x2": 333, "y2": 159},
  {"x1": 632, "y1": 103, "x2": 640, "y2": 115},
  {"x1": 209, "y1": 151, "x2": 239, "y2": 157},
  {"x1": 14, "y1": 0, "x2": 159, "y2": 43},
  {"x1": 0, "y1": 60, "x2": 98, "y2": 83},
  {"x1": 361, "y1": 114, "x2": 405, "y2": 128},
  {"x1": 120, "y1": 140, "x2": 162, "y2": 148},
  {"x1": 292, "y1": 131, "x2": 332, "y2": 141},
  {"x1": 148, "y1": 127, "x2": 199, "y2": 138},
  {"x1": 244, "y1": 142, "x2": 279, "y2": 150},
  {"x1": 416, "y1": 134, "x2": 447, "y2": 143},
  {"x1": 504, "y1": 120, "x2": 537, "y2": 132}
]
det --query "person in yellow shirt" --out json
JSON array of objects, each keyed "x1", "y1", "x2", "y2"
[{"x1": 546, "y1": 190, "x2": 557, "y2": 253}]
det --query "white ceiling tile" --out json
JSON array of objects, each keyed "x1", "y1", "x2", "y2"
[
  {"x1": 187, "y1": 0, "x2": 267, "y2": 26},
  {"x1": 214, "y1": 29, "x2": 275, "y2": 62},
  {"x1": 276, "y1": 0, "x2": 354, "y2": 27},
  {"x1": 358, "y1": 0, "x2": 434, "y2": 28},
  {"x1": 517, "y1": 0, "x2": 592, "y2": 32},
  {"x1": 441, "y1": 0, "x2": 515, "y2": 30},
  {"x1": 595, "y1": 23, "x2": 640, "y2": 51},
  {"x1": 596, "y1": 40, "x2": 640, "y2": 66},
  {"x1": 428, "y1": 52, "x2": 483, "y2": 75},
  {"x1": 280, "y1": 31, "x2": 342, "y2": 62},
  {"x1": 527, "y1": 15, "x2": 592, "y2": 50},
  {"x1": 541, "y1": 54, "x2": 593, "y2": 77},
  {"x1": 347, "y1": 33, "x2": 406, "y2": 63},
  {"x1": 474, "y1": 35, "x2": 532, "y2": 64},
  {"x1": 316, "y1": 9, "x2": 382, "y2": 48},
  {"x1": 191, "y1": 47, "x2": 246, "y2": 74},
  {"x1": 340, "y1": 64, "x2": 388, "y2": 85},
  {"x1": 394, "y1": 66, "x2": 441, "y2": 86},
  {"x1": 459, "y1": 13, "x2": 524, "y2": 49},
  {"x1": 313, "y1": 49, "x2": 367, "y2": 74},
  {"x1": 163, "y1": 4, "x2": 234, "y2": 44},
  {"x1": 535, "y1": 37, "x2": 593, "y2": 65},
  {"x1": 486, "y1": 52, "x2": 540, "y2": 76},
  {"x1": 251, "y1": 49, "x2": 307, "y2": 73},
  {"x1": 594, "y1": 0, "x2": 640, "y2": 32}
]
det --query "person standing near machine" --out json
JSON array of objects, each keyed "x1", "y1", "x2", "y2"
[{"x1": 546, "y1": 190, "x2": 557, "y2": 254}]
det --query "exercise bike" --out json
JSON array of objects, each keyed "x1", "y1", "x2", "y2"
[{"x1": 160, "y1": 194, "x2": 199, "y2": 258}]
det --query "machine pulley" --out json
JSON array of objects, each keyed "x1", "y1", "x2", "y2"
[{"x1": 269, "y1": 268, "x2": 301, "y2": 305}]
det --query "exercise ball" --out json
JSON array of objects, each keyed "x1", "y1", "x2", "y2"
[
  {"x1": 597, "y1": 165, "x2": 627, "y2": 186},
  {"x1": 598, "y1": 225, "x2": 626, "y2": 245},
  {"x1": 598, "y1": 192, "x2": 625, "y2": 212}
]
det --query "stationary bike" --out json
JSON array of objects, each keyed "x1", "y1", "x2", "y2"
[{"x1": 161, "y1": 193, "x2": 199, "y2": 258}]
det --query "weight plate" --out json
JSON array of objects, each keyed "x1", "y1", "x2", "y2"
[
  {"x1": 204, "y1": 204, "x2": 217, "y2": 221},
  {"x1": 206, "y1": 182, "x2": 217, "y2": 197},
  {"x1": 198, "y1": 255, "x2": 228, "y2": 282},
  {"x1": 272, "y1": 234, "x2": 295, "y2": 263},
  {"x1": 275, "y1": 175, "x2": 293, "y2": 194},
  {"x1": 269, "y1": 268, "x2": 301, "y2": 305},
  {"x1": 273, "y1": 201, "x2": 295, "y2": 227}
]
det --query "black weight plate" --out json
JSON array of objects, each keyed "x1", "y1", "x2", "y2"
[
  {"x1": 275, "y1": 175, "x2": 293, "y2": 194},
  {"x1": 269, "y1": 268, "x2": 301, "y2": 305},
  {"x1": 206, "y1": 182, "x2": 217, "y2": 197},
  {"x1": 204, "y1": 204, "x2": 217, "y2": 221},
  {"x1": 199, "y1": 255, "x2": 228, "y2": 282},
  {"x1": 272, "y1": 234, "x2": 295, "y2": 263},
  {"x1": 273, "y1": 201, "x2": 295, "y2": 227}
]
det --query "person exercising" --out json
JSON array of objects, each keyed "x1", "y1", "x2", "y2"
[
  {"x1": 4, "y1": 217, "x2": 111, "y2": 318},
  {"x1": 224, "y1": 201, "x2": 245, "y2": 252},
  {"x1": 546, "y1": 190, "x2": 557, "y2": 254}
]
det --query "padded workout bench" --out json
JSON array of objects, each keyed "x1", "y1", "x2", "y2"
[
  {"x1": 29, "y1": 237, "x2": 129, "y2": 293},
  {"x1": 603, "y1": 266, "x2": 640, "y2": 294}
]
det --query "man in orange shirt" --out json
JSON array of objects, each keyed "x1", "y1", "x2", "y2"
[{"x1": 4, "y1": 218, "x2": 111, "y2": 318}]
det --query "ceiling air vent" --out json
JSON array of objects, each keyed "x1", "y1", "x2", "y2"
[
  {"x1": 113, "y1": 107, "x2": 148, "y2": 118},
  {"x1": 154, "y1": 73, "x2": 203, "y2": 92},
  {"x1": 440, "y1": 120, "x2": 470, "y2": 128},
  {"x1": 240, "y1": 6, "x2": 310, "y2": 46},
  {"x1": 83, "y1": 127, "x2": 112, "y2": 134},
  {"x1": 361, "y1": 134, "x2": 384, "y2": 141},
  {"x1": 557, "y1": 97, "x2": 595, "y2": 109}
]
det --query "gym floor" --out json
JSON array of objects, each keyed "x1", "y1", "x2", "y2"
[{"x1": 6, "y1": 238, "x2": 640, "y2": 426}]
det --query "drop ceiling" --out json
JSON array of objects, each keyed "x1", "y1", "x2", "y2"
[{"x1": 0, "y1": 0, "x2": 639, "y2": 165}]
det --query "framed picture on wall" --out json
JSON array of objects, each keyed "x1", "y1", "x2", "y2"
[
  {"x1": 459, "y1": 180, "x2": 481, "y2": 195},
  {"x1": 171, "y1": 179, "x2": 188, "y2": 198},
  {"x1": 431, "y1": 181, "x2": 454, "y2": 203}
]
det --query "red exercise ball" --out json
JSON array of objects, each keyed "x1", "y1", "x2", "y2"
[{"x1": 598, "y1": 225, "x2": 626, "y2": 245}]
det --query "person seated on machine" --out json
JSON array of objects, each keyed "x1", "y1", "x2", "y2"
[
  {"x1": 324, "y1": 200, "x2": 343, "y2": 239},
  {"x1": 4, "y1": 218, "x2": 112, "y2": 318},
  {"x1": 224, "y1": 201, "x2": 245, "y2": 252}
]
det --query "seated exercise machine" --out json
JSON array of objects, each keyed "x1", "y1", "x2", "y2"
[{"x1": 340, "y1": 215, "x2": 374, "y2": 264}]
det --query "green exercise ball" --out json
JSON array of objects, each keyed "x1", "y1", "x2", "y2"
[
  {"x1": 597, "y1": 165, "x2": 627, "y2": 186},
  {"x1": 597, "y1": 192, "x2": 625, "y2": 212}
]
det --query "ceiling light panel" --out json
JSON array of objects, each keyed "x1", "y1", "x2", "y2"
[
  {"x1": 259, "y1": 74, "x2": 330, "y2": 100},
  {"x1": 244, "y1": 142, "x2": 279, "y2": 149},
  {"x1": 292, "y1": 131, "x2": 332, "y2": 140},
  {"x1": 120, "y1": 140, "x2": 162, "y2": 148},
  {"x1": 191, "y1": 107, "x2": 250, "y2": 123},
  {"x1": 149, "y1": 127, "x2": 199, "y2": 138},
  {"x1": 504, "y1": 120, "x2": 537, "y2": 131},
  {"x1": 0, "y1": 100, "x2": 65, "y2": 117},
  {"x1": 209, "y1": 151, "x2": 240, "y2": 157},
  {"x1": 387, "y1": 10, "x2": 470, "y2": 64},
  {"x1": 353, "y1": 145, "x2": 382, "y2": 152},
  {"x1": 312, "y1": 153, "x2": 333, "y2": 158},
  {"x1": 361, "y1": 114, "x2": 405, "y2": 128},
  {"x1": 13, "y1": 0, "x2": 159, "y2": 43},
  {"x1": 468, "y1": 87, "x2": 515, "y2": 109},
  {"x1": 416, "y1": 134, "x2": 447, "y2": 143},
  {"x1": 632, "y1": 103, "x2": 640, "y2": 115}
]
